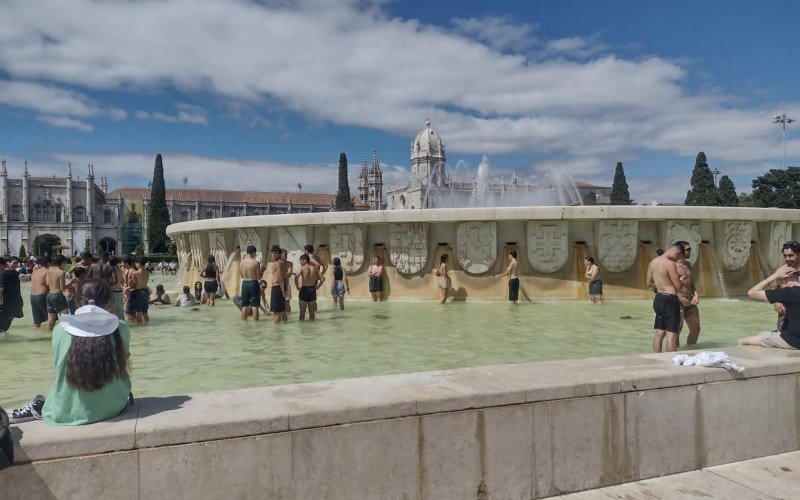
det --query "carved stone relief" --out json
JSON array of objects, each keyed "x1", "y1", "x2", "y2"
[
  {"x1": 527, "y1": 221, "x2": 569, "y2": 273},
  {"x1": 276, "y1": 226, "x2": 308, "y2": 268},
  {"x1": 597, "y1": 220, "x2": 638, "y2": 273},
  {"x1": 208, "y1": 230, "x2": 230, "y2": 273},
  {"x1": 189, "y1": 232, "x2": 204, "y2": 271},
  {"x1": 329, "y1": 225, "x2": 365, "y2": 273},
  {"x1": 767, "y1": 222, "x2": 793, "y2": 270},
  {"x1": 389, "y1": 223, "x2": 428, "y2": 275},
  {"x1": 665, "y1": 220, "x2": 701, "y2": 266},
  {"x1": 176, "y1": 233, "x2": 190, "y2": 272},
  {"x1": 236, "y1": 228, "x2": 263, "y2": 262},
  {"x1": 456, "y1": 222, "x2": 497, "y2": 274},
  {"x1": 720, "y1": 221, "x2": 751, "y2": 271}
]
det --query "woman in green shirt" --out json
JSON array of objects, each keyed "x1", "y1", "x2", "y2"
[{"x1": 10, "y1": 278, "x2": 132, "y2": 425}]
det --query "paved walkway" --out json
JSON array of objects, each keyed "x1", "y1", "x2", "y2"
[{"x1": 560, "y1": 451, "x2": 800, "y2": 499}]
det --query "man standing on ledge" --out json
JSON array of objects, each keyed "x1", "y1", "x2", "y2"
[
  {"x1": 738, "y1": 265, "x2": 800, "y2": 349},
  {"x1": 238, "y1": 246, "x2": 263, "y2": 321},
  {"x1": 646, "y1": 243, "x2": 684, "y2": 352}
]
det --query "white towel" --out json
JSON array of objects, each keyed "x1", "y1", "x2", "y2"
[{"x1": 672, "y1": 351, "x2": 745, "y2": 373}]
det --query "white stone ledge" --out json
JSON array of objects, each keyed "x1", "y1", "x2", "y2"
[
  {"x1": 166, "y1": 205, "x2": 800, "y2": 234},
  {"x1": 10, "y1": 346, "x2": 800, "y2": 465}
]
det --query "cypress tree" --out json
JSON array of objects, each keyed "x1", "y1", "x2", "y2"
[
  {"x1": 147, "y1": 153, "x2": 171, "y2": 253},
  {"x1": 717, "y1": 175, "x2": 738, "y2": 206},
  {"x1": 335, "y1": 152, "x2": 352, "y2": 211},
  {"x1": 610, "y1": 162, "x2": 632, "y2": 205},
  {"x1": 685, "y1": 152, "x2": 718, "y2": 206}
]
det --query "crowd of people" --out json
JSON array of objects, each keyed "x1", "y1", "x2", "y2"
[{"x1": 3, "y1": 240, "x2": 800, "y2": 429}]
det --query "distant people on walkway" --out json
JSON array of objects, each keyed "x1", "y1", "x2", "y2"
[
  {"x1": 30, "y1": 256, "x2": 51, "y2": 328},
  {"x1": 239, "y1": 245, "x2": 264, "y2": 321},
  {"x1": 330, "y1": 257, "x2": 349, "y2": 310},
  {"x1": 368, "y1": 255, "x2": 384, "y2": 302},
  {"x1": 646, "y1": 244, "x2": 684, "y2": 352},
  {"x1": 674, "y1": 241, "x2": 700, "y2": 346},
  {"x1": 0, "y1": 257, "x2": 24, "y2": 339},
  {"x1": 174, "y1": 286, "x2": 196, "y2": 307},
  {"x1": 584, "y1": 256, "x2": 602, "y2": 304},
  {"x1": 738, "y1": 263, "x2": 800, "y2": 350},
  {"x1": 436, "y1": 254, "x2": 450, "y2": 304},
  {"x1": 201, "y1": 255, "x2": 220, "y2": 307},
  {"x1": 295, "y1": 254, "x2": 324, "y2": 320},
  {"x1": 149, "y1": 284, "x2": 171, "y2": 305},
  {"x1": 505, "y1": 251, "x2": 520, "y2": 305}
]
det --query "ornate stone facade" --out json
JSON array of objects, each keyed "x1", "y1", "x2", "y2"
[
  {"x1": 236, "y1": 228, "x2": 264, "y2": 262},
  {"x1": 389, "y1": 223, "x2": 428, "y2": 275},
  {"x1": 329, "y1": 225, "x2": 366, "y2": 273},
  {"x1": 456, "y1": 221, "x2": 496, "y2": 274},
  {"x1": 766, "y1": 222, "x2": 794, "y2": 270},
  {"x1": 527, "y1": 221, "x2": 569, "y2": 273},
  {"x1": 597, "y1": 220, "x2": 638, "y2": 273},
  {"x1": 720, "y1": 221, "x2": 751, "y2": 271}
]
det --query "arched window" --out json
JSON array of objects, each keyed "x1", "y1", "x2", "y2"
[
  {"x1": 103, "y1": 210, "x2": 112, "y2": 224},
  {"x1": 55, "y1": 204, "x2": 63, "y2": 222},
  {"x1": 399, "y1": 195, "x2": 406, "y2": 208},
  {"x1": 33, "y1": 202, "x2": 61, "y2": 222},
  {"x1": 74, "y1": 206, "x2": 86, "y2": 223}
]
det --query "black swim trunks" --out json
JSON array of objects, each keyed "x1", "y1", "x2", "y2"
[
  {"x1": 240, "y1": 280, "x2": 260, "y2": 308},
  {"x1": 589, "y1": 279, "x2": 603, "y2": 296},
  {"x1": 270, "y1": 285, "x2": 286, "y2": 313},
  {"x1": 298, "y1": 285, "x2": 317, "y2": 303},
  {"x1": 508, "y1": 278, "x2": 520, "y2": 302},
  {"x1": 30, "y1": 293, "x2": 48, "y2": 325},
  {"x1": 46, "y1": 292, "x2": 68, "y2": 314},
  {"x1": 369, "y1": 275, "x2": 382, "y2": 293},
  {"x1": 204, "y1": 280, "x2": 219, "y2": 295},
  {"x1": 653, "y1": 293, "x2": 681, "y2": 333}
]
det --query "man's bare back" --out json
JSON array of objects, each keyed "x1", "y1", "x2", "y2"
[
  {"x1": 239, "y1": 256, "x2": 262, "y2": 281},
  {"x1": 46, "y1": 266, "x2": 66, "y2": 293},
  {"x1": 647, "y1": 255, "x2": 681, "y2": 295},
  {"x1": 131, "y1": 268, "x2": 150, "y2": 289},
  {"x1": 30, "y1": 266, "x2": 49, "y2": 295}
]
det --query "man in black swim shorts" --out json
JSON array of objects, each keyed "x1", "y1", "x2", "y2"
[
  {"x1": 646, "y1": 243, "x2": 684, "y2": 352},
  {"x1": 295, "y1": 254, "x2": 324, "y2": 320}
]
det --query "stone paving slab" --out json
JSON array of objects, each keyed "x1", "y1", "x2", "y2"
[{"x1": 559, "y1": 451, "x2": 800, "y2": 499}]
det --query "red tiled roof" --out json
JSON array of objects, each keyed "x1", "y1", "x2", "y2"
[{"x1": 106, "y1": 187, "x2": 366, "y2": 207}]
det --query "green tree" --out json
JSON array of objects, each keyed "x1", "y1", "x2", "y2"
[
  {"x1": 610, "y1": 162, "x2": 632, "y2": 205},
  {"x1": 335, "y1": 152, "x2": 352, "y2": 211},
  {"x1": 685, "y1": 152, "x2": 719, "y2": 206},
  {"x1": 717, "y1": 175, "x2": 738, "y2": 206},
  {"x1": 18, "y1": 244, "x2": 26, "y2": 260},
  {"x1": 737, "y1": 192, "x2": 755, "y2": 207},
  {"x1": 147, "y1": 153, "x2": 172, "y2": 253},
  {"x1": 751, "y1": 166, "x2": 800, "y2": 208},
  {"x1": 135, "y1": 244, "x2": 145, "y2": 257}
]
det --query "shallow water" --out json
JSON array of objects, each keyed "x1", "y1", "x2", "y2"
[{"x1": 0, "y1": 274, "x2": 781, "y2": 408}]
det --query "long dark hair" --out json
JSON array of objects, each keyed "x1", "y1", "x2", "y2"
[{"x1": 65, "y1": 279, "x2": 129, "y2": 392}]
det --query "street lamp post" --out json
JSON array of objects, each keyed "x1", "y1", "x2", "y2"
[
  {"x1": 711, "y1": 168, "x2": 721, "y2": 186},
  {"x1": 774, "y1": 113, "x2": 796, "y2": 168}
]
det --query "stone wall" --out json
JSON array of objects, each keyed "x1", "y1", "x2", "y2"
[
  {"x1": 4, "y1": 347, "x2": 800, "y2": 499},
  {"x1": 166, "y1": 206, "x2": 800, "y2": 300}
]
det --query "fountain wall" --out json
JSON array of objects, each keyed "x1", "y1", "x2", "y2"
[{"x1": 166, "y1": 206, "x2": 800, "y2": 300}]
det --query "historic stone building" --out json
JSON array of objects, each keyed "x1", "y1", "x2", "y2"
[
  {"x1": 105, "y1": 187, "x2": 366, "y2": 254},
  {"x1": 384, "y1": 120, "x2": 611, "y2": 209},
  {"x1": 357, "y1": 151, "x2": 384, "y2": 210},
  {"x1": 0, "y1": 160, "x2": 118, "y2": 257}
]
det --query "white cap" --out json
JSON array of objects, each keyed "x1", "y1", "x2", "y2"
[{"x1": 60, "y1": 305, "x2": 120, "y2": 338}]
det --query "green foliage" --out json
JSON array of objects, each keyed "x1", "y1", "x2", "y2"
[
  {"x1": 685, "y1": 152, "x2": 719, "y2": 206},
  {"x1": 582, "y1": 191, "x2": 597, "y2": 205},
  {"x1": 751, "y1": 166, "x2": 800, "y2": 208},
  {"x1": 135, "y1": 244, "x2": 145, "y2": 257},
  {"x1": 18, "y1": 245, "x2": 26, "y2": 260},
  {"x1": 610, "y1": 162, "x2": 632, "y2": 205},
  {"x1": 335, "y1": 152, "x2": 352, "y2": 211},
  {"x1": 737, "y1": 192, "x2": 755, "y2": 207},
  {"x1": 84, "y1": 238, "x2": 91, "y2": 253},
  {"x1": 147, "y1": 153, "x2": 172, "y2": 252},
  {"x1": 717, "y1": 175, "x2": 738, "y2": 207}
]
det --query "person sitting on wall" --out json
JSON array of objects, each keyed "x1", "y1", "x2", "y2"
[
  {"x1": 737, "y1": 264, "x2": 800, "y2": 350},
  {"x1": 8, "y1": 279, "x2": 132, "y2": 424}
]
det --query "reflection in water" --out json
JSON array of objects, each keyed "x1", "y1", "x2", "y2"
[{"x1": 0, "y1": 275, "x2": 779, "y2": 408}]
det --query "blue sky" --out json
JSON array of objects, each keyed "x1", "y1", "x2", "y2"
[{"x1": 1, "y1": 0, "x2": 798, "y2": 203}]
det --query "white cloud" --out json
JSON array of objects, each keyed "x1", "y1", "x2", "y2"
[
  {"x1": 451, "y1": 15, "x2": 537, "y2": 52},
  {"x1": 135, "y1": 103, "x2": 208, "y2": 125},
  {"x1": 37, "y1": 115, "x2": 93, "y2": 132}
]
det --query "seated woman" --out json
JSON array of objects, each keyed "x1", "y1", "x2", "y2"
[
  {"x1": 174, "y1": 286, "x2": 196, "y2": 307},
  {"x1": 149, "y1": 284, "x2": 171, "y2": 305},
  {"x1": 9, "y1": 279, "x2": 132, "y2": 425}
]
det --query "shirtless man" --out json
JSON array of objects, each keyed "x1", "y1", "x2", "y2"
[
  {"x1": 45, "y1": 255, "x2": 68, "y2": 331},
  {"x1": 645, "y1": 243, "x2": 684, "y2": 352},
  {"x1": 87, "y1": 252, "x2": 118, "y2": 288},
  {"x1": 29, "y1": 256, "x2": 50, "y2": 328},
  {"x1": 281, "y1": 249, "x2": 294, "y2": 315},
  {"x1": 125, "y1": 257, "x2": 151, "y2": 324},
  {"x1": 109, "y1": 256, "x2": 125, "y2": 319},
  {"x1": 304, "y1": 245, "x2": 328, "y2": 276},
  {"x1": 295, "y1": 254, "x2": 325, "y2": 320},
  {"x1": 675, "y1": 241, "x2": 701, "y2": 346},
  {"x1": 771, "y1": 241, "x2": 800, "y2": 331},
  {"x1": 269, "y1": 246, "x2": 286, "y2": 323},
  {"x1": 504, "y1": 250, "x2": 520, "y2": 305},
  {"x1": 239, "y1": 245, "x2": 264, "y2": 321}
]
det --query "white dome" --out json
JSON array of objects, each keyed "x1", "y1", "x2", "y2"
[{"x1": 411, "y1": 119, "x2": 445, "y2": 160}]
